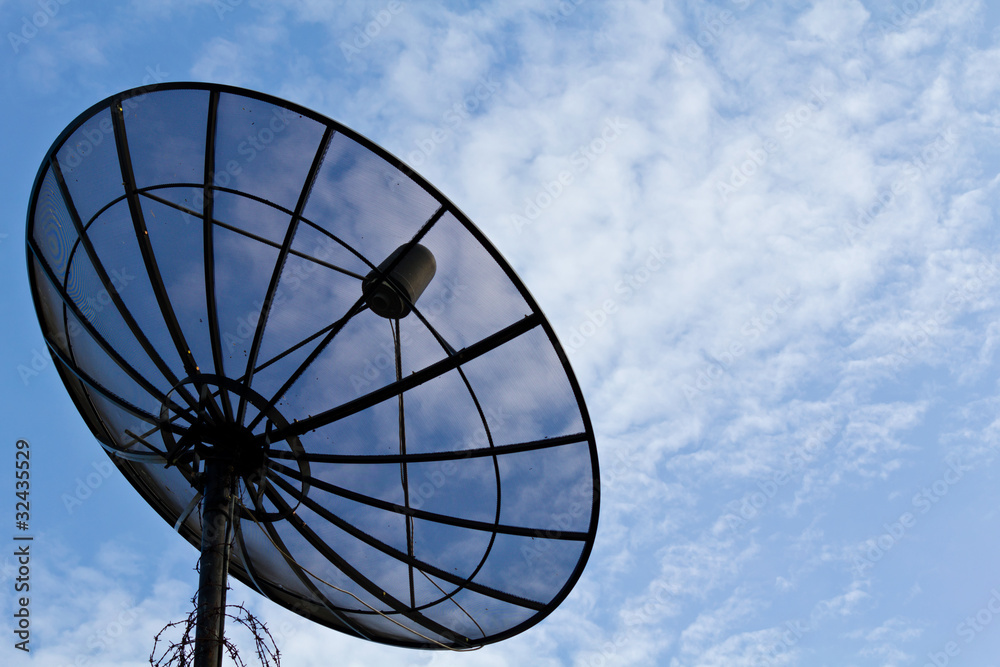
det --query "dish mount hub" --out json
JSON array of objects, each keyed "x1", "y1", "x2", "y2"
[{"x1": 25, "y1": 82, "x2": 600, "y2": 655}]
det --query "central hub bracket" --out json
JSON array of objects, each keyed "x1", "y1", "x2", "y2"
[
  {"x1": 185, "y1": 422, "x2": 266, "y2": 479},
  {"x1": 160, "y1": 374, "x2": 311, "y2": 523}
]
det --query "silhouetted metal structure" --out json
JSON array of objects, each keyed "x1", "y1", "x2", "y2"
[{"x1": 26, "y1": 82, "x2": 600, "y2": 663}]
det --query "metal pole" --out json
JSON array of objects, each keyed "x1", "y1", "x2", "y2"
[{"x1": 194, "y1": 455, "x2": 235, "y2": 667}]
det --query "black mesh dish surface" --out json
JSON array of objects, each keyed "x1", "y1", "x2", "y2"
[{"x1": 25, "y1": 83, "x2": 599, "y2": 649}]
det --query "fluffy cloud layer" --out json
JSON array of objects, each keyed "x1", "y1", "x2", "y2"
[{"x1": 4, "y1": 0, "x2": 1000, "y2": 664}]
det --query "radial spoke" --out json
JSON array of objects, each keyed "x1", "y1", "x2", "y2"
[
  {"x1": 245, "y1": 297, "x2": 369, "y2": 433},
  {"x1": 29, "y1": 243, "x2": 197, "y2": 425},
  {"x1": 268, "y1": 461, "x2": 589, "y2": 541},
  {"x1": 110, "y1": 101, "x2": 225, "y2": 424},
  {"x1": 259, "y1": 482, "x2": 476, "y2": 643},
  {"x1": 26, "y1": 82, "x2": 600, "y2": 651},
  {"x1": 265, "y1": 432, "x2": 589, "y2": 464},
  {"x1": 133, "y1": 181, "x2": 379, "y2": 277},
  {"x1": 237, "y1": 126, "x2": 335, "y2": 424},
  {"x1": 238, "y1": 490, "x2": 374, "y2": 640},
  {"x1": 267, "y1": 472, "x2": 548, "y2": 612},
  {"x1": 49, "y1": 157, "x2": 202, "y2": 413},
  {"x1": 263, "y1": 313, "x2": 542, "y2": 444},
  {"x1": 248, "y1": 205, "x2": 448, "y2": 434},
  {"x1": 42, "y1": 335, "x2": 192, "y2": 437},
  {"x1": 202, "y1": 89, "x2": 234, "y2": 423}
]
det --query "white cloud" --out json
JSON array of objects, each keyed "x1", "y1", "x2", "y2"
[
  {"x1": 798, "y1": 0, "x2": 871, "y2": 44},
  {"x1": 191, "y1": 36, "x2": 265, "y2": 85},
  {"x1": 9, "y1": 0, "x2": 1000, "y2": 664},
  {"x1": 0, "y1": 536, "x2": 194, "y2": 667}
]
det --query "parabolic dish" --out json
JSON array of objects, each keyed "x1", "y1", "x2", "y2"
[{"x1": 25, "y1": 82, "x2": 600, "y2": 649}]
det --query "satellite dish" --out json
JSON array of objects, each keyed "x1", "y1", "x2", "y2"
[{"x1": 25, "y1": 82, "x2": 599, "y2": 660}]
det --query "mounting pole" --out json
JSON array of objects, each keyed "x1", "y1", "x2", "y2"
[{"x1": 194, "y1": 453, "x2": 236, "y2": 667}]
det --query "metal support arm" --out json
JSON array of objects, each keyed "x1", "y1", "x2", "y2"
[{"x1": 195, "y1": 456, "x2": 236, "y2": 667}]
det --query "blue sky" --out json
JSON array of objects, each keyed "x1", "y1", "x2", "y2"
[{"x1": 4, "y1": 0, "x2": 1000, "y2": 665}]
